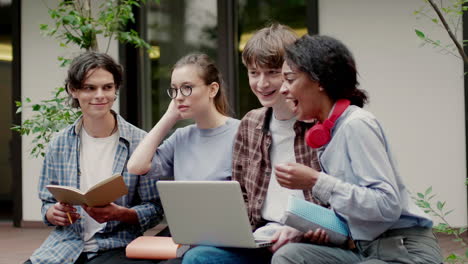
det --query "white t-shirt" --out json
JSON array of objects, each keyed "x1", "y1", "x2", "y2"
[
  {"x1": 80, "y1": 127, "x2": 119, "y2": 253},
  {"x1": 261, "y1": 114, "x2": 304, "y2": 223}
]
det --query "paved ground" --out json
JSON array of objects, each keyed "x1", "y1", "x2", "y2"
[{"x1": 0, "y1": 221, "x2": 466, "y2": 264}]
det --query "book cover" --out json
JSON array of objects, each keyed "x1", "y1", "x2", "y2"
[
  {"x1": 283, "y1": 195, "x2": 350, "y2": 245},
  {"x1": 126, "y1": 236, "x2": 181, "y2": 259},
  {"x1": 46, "y1": 174, "x2": 128, "y2": 207}
]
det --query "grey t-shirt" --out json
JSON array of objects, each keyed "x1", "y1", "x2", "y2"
[{"x1": 149, "y1": 118, "x2": 240, "y2": 181}]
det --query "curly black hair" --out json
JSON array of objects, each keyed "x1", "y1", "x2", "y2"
[{"x1": 285, "y1": 35, "x2": 368, "y2": 107}]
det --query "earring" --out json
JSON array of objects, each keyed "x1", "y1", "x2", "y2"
[{"x1": 319, "y1": 87, "x2": 324, "y2": 92}]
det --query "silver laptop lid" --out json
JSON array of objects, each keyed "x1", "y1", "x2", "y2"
[{"x1": 156, "y1": 181, "x2": 260, "y2": 248}]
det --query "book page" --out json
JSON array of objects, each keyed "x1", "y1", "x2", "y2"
[
  {"x1": 46, "y1": 174, "x2": 128, "y2": 207},
  {"x1": 46, "y1": 185, "x2": 86, "y2": 205},
  {"x1": 84, "y1": 174, "x2": 128, "y2": 207}
]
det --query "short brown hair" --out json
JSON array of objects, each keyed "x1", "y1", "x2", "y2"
[
  {"x1": 65, "y1": 52, "x2": 123, "y2": 108},
  {"x1": 242, "y1": 23, "x2": 298, "y2": 69},
  {"x1": 172, "y1": 53, "x2": 230, "y2": 116}
]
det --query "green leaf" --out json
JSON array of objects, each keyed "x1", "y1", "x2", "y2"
[
  {"x1": 444, "y1": 209, "x2": 454, "y2": 216},
  {"x1": 61, "y1": 15, "x2": 76, "y2": 25},
  {"x1": 459, "y1": 227, "x2": 467, "y2": 234},
  {"x1": 437, "y1": 201, "x2": 445, "y2": 211},
  {"x1": 48, "y1": 9, "x2": 59, "y2": 19},
  {"x1": 415, "y1": 29, "x2": 425, "y2": 39},
  {"x1": 422, "y1": 201, "x2": 430, "y2": 208},
  {"x1": 425, "y1": 186, "x2": 432, "y2": 196},
  {"x1": 417, "y1": 192, "x2": 424, "y2": 199},
  {"x1": 32, "y1": 127, "x2": 43, "y2": 133},
  {"x1": 32, "y1": 104, "x2": 40, "y2": 111}
]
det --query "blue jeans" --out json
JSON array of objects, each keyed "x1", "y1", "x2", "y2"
[{"x1": 182, "y1": 246, "x2": 272, "y2": 264}]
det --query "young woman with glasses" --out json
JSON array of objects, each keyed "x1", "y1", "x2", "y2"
[{"x1": 127, "y1": 53, "x2": 240, "y2": 182}]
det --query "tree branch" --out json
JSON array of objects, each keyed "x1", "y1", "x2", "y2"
[
  {"x1": 427, "y1": 0, "x2": 468, "y2": 65},
  {"x1": 105, "y1": 0, "x2": 121, "y2": 54},
  {"x1": 82, "y1": 0, "x2": 98, "y2": 51}
]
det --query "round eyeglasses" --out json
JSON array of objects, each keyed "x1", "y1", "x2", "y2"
[{"x1": 167, "y1": 85, "x2": 193, "y2": 99}]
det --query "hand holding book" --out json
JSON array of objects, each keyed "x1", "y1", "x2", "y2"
[
  {"x1": 303, "y1": 228, "x2": 330, "y2": 244},
  {"x1": 282, "y1": 195, "x2": 350, "y2": 246},
  {"x1": 46, "y1": 174, "x2": 128, "y2": 207},
  {"x1": 46, "y1": 174, "x2": 129, "y2": 224},
  {"x1": 46, "y1": 202, "x2": 80, "y2": 226}
]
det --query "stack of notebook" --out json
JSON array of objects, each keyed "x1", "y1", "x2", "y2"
[{"x1": 126, "y1": 236, "x2": 182, "y2": 259}]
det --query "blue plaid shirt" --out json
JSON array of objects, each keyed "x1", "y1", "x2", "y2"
[{"x1": 30, "y1": 113, "x2": 163, "y2": 264}]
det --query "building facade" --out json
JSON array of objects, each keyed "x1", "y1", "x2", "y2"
[{"x1": 1, "y1": 0, "x2": 466, "y2": 227}]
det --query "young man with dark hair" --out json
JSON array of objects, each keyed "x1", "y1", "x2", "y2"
[{"x1": 26, "y1": 52, "x2": 163, "y2": 264}]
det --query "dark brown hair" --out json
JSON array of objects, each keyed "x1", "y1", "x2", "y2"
[
  {"x1": 242, "y1": 23, "x2": 298, "y2": 69},
  {"x1": 65, "y1": 51, "x2": 123, "y2": 108},
  {"x1": 172, "y1": 53, "x2": 230, "y2": 116}
]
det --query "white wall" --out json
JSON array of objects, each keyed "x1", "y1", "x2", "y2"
[
  {"x1": 320, "y1": 0, "x2": 467, "y2": 226},
  {"x1": 21, "y1": 0, "x2": 118, "y2": 221}
]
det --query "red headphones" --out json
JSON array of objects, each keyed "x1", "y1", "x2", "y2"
[{"x1": 305, "y1": 99, "x2": 351, "y2": 148}]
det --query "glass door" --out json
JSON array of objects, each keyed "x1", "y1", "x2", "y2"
[
  {"x1": 146, "y1": 0, "x2": 219, "y2": 129},
  {"x1": 0, "y1": 0, "x2": 13, "y2": 220}
]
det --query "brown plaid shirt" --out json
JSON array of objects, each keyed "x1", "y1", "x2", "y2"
[{"x1": 232, "y1": 107, "x2": 321, "y2": 230}]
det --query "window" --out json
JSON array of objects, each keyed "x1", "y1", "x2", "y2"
[
  {"x1": 0, "y1": 0, "x2": 13, "y2": 221},
  {"x1": 125, "y1": 0, "x2": 317, "y2": 128},
  {"x1": 146, "y1": 0, "x2": 219, "y2": 128},
  {"x1": 237, "y1": 0, "x2": 310, "y2": 117}
]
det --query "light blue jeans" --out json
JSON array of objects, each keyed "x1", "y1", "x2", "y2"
[{"x1": 181, "y1": 246, "x2": 272, "y2": 264}]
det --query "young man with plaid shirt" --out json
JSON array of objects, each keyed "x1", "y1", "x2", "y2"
[{"x1": 26, "y1": 52, "x2": 163, "y2": 264}]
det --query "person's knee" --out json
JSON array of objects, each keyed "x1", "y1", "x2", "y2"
[
  {"x1": 182, "y1": 246, "x2": 217, "y2": 264},
  {"x1": 271, "y1": 244, "x2": 300, "y2": 264},
  {"x1": 181, "y1": 247, "x2": 202, "y2": 264}
]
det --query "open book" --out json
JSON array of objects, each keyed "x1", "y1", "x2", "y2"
[{"x1": 46, "y1": 174, "x2": 128, "y2": 207}]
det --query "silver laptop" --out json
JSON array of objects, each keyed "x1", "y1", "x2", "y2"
[{"x1": 156, "y1": 180, "x2": 273, "y2": 248}]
